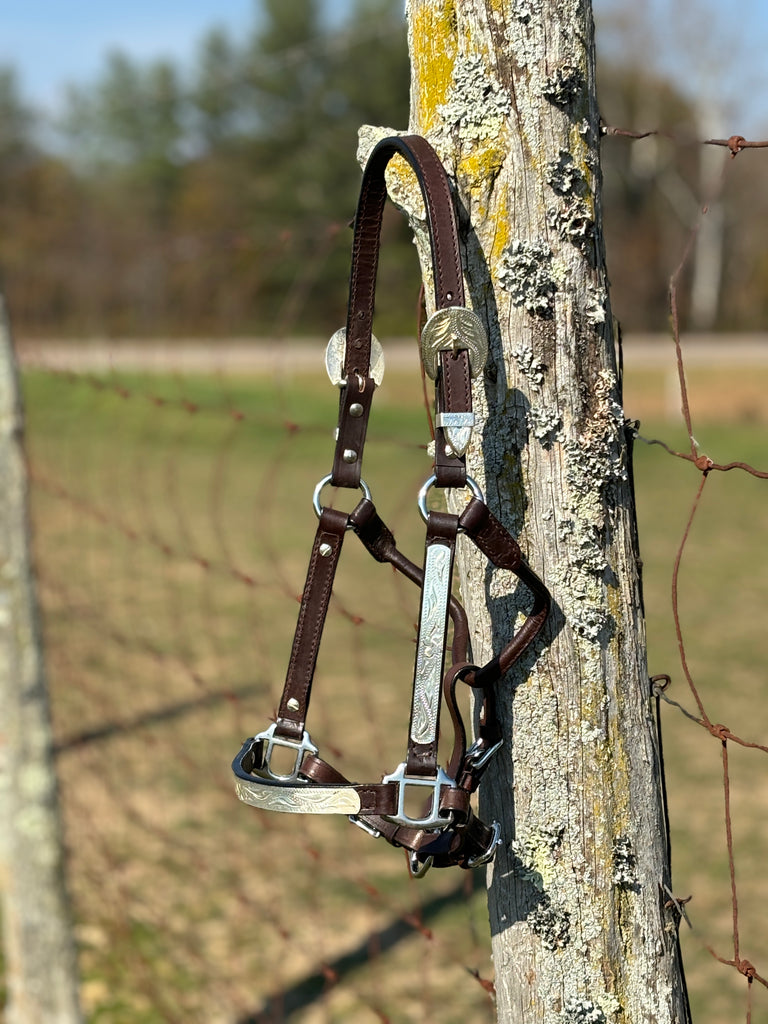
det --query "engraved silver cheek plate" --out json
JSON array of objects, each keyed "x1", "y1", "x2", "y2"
[
  {"x1": 409, "y1": 542, "x2": 452, "y2": 747},
  {"x1": 325, "y1": 328, "x2": 385, "y2": 387}
]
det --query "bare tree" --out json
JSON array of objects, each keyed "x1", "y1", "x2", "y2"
[
  {"x1": 366, "y1": 0, "x2": 692, "y2": 1019},
  {"x1": 0, "y1": 298, "x2": 83, "y2": 1023}
]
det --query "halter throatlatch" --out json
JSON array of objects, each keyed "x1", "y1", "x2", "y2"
[{"x1": 232, "y1": 135, "x2": 550, "y2": 875}]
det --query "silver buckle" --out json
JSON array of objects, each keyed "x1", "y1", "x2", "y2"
[
  {"x1": 467, "y1": 821, "x2": 502, "y2": 868},
  {"x1": 381, "y1": 763, "x2": 455, "y2": 830},
  {"x1": 420, "y1": 307, "x2": 488, "y2": 381},
  {"x1": 252, "y1": 722, "x2": 319, "y2": 782}
]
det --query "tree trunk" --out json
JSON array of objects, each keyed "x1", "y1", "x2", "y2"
[
  {"x1": 394, "y1": 0, "x2": 691, "y2": 1020},
  {"x1": 0, "y1": 298, "x2": 83, "y2": 1024}
]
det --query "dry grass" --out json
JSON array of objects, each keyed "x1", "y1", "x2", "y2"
[{"x1": 11, "y1": 354, "x2": 768, "y2": 1022}]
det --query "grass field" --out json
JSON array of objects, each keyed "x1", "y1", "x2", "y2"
[{"x1": 13, "y1": 351, "x2": 768, "y2": 1022}]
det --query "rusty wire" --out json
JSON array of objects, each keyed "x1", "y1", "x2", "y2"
[
  {"x1": 608, "y1": 121, "x2": 768, "y2": 1015},
  {"x1": 602, "y1": 125, "x2": 768, "y2": 158}
]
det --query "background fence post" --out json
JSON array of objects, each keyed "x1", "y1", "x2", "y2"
[
  {"x1": 402, "y1": 0, "x2": 692, "y2": 1019},
  {"x1": 0, "y1": 298, "x2": 83, "y2": 1024}
]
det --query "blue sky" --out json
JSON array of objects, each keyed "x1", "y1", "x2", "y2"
[
  {"x1": 2, "y1": 1, "x2": 288, "y2": 106},
  {"x1": 3, "y1": 0, "x2": 768, "y2": 136}
]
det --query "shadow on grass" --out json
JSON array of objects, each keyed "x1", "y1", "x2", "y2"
[
  {"x1": 53, "y1": 682, "x2": 261, "y2": 752},
  {"x1": 236, "y1": 871, "x2": 487, "y2": 1023}
]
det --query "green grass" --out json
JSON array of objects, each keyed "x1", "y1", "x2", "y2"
[{"x1": 18, "y1": 365, "x2": 768, "y2": 1023}]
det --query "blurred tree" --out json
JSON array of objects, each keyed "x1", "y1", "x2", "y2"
[
  {"x1": 0, "y1": 297, "x2": 83, "y2": 1024},
  {"x1": 2, "y1": 0, "x2": 765, "y2": 339},
  {"x1": 0, "y1": 67, "x2": 36, "y2": 167},
  {"x1": 192, "y1": 27, "x2": 242, "y2": 152}
]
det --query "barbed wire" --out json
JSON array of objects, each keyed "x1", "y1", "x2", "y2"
[
  {"x1": 603, "y1": 125, "x2": 768, "y2": 156},
  {"x1": 608, "y1": 119, "x2": 768, "y2": 1019}
]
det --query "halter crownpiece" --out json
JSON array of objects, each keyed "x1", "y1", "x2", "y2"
[{"x1": 232, "y1": 135, "x2": 551, "y2": 875}]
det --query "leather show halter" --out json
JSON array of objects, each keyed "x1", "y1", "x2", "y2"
[{"x1": 232, "y1": 135, "x2": 550, "y2": 875}]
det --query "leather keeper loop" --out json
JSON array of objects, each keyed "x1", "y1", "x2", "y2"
[{"x1": 331, "y1": 375, "x2": 376, "y2": 488}]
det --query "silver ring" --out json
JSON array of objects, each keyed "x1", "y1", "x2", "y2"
[
  {"x1": 417, "y1": 473, "x2": 484, "y2": 522},
  {"x1": 313, "y1": 474, "x2": 372, "y2": 518}
]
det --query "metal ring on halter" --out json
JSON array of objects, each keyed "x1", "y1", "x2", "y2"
[
  {"x1": 417, "y1": 473, "x2": 484, "y2": 523},
  {"x1": 312, "y1": 473, "x2": 372, "y2": 519}
]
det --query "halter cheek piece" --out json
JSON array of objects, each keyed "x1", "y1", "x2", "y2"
[{"x1": 232, "y1": 135, "x2": 550, "y2": 875}]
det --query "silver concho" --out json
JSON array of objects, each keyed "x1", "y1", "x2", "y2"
[
  {"x1": 325, "y1": 328, "x2": 385, "y2": 387},
  {"x1": 420, "y1": 307, "x2": 488, "y2": 381}
]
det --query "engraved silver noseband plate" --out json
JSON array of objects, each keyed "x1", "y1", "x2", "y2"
[
  {"x1": 234, "y1": 777, "x2": 362, "y2": 815},
  {"x1": 325, "y1": 328, "x2": 385, "y2": 387},
  {"x1": 420, "y1": 307, "x2": 488, "y2": 381},
  {"x1": 232, "y1": 738, "x2": 362, "y2": 814}
]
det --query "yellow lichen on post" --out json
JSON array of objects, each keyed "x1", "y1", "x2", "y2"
[
  {"x1": 407, "y1": 0, "x2": 458, "y2": 134},
  {"x1": 456, "y1": 139, "x2": 506, "y2": 210}
]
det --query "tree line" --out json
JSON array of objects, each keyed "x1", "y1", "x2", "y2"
[{"x1": 0, "y1": 0, "x2": 765, "y2": 339}]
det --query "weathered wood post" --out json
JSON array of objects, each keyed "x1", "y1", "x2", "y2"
[
  {"x1": 385, "y1": 0, "x2": 691, "y2": 1019},
  {"x1": 0, "y1": 299, "x2": 83, "y2": 1023}
]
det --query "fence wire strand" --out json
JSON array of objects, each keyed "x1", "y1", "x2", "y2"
[{"x1": 611, "y1": 122, "x2": 768, "y2": 1017}]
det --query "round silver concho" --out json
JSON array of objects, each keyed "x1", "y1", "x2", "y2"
[
  {"x1": 420, "y1": 307, "x2": 488, "y2": 381},
  {"x1": 324, "y1": 328, "x2": 385, "y2": 387}
]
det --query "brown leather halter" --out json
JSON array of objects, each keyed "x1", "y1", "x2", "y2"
[{"x1": 232, "y1": 135, "x2": 550, "y2": 875}]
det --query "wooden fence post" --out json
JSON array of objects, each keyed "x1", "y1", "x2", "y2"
[
  {"x1": 398, "y1": 1, "x2": 691, "y2": 1019},
  {"x1": 0, "y1": 299, "x2": 83, "y2": 1023}
]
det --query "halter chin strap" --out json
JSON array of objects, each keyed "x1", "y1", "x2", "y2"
[{"x1": 232, "y1": 135, "x2": 551, "y2": 875}]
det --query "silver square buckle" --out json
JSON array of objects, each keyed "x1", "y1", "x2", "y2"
[
  {"x1": 381, "y1": 762, "x2": 455, "y2": 830},
  {"x1": 252, "y1": 722, "x2": 319, "y2": 782}
]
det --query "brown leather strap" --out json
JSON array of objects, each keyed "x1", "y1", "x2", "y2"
[
  {"x1": 457, "y1": 498, "x2": 551, "y2": 689},
  {"x1": 344, "y1": 135, "x2": 464, "y2": 379},
  {"x1": 330, "y1": 374, "x2": 376, "y2": 487},
  {"x1": 236, "y1": 493, "x2": 550, "y2": 870},
  {"x1": 299, "y1": 755, "x2": 399, "y2": 816},
  {"x1": 332, "y1": 135, "x2": 469, "y2": 490},
  {"x1": 275, "y1": 507, "x2": 349, "y2": 740},
  {"x1": 350, "y1": 497, "x2": 470, "y2": 666},
  {"x1": 351, "y1": 494, "x2": 549, "y2": 788}
]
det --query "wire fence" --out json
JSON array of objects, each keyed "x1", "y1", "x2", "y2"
[
  {"x1": 9, "y1": 124, "x2": 768, "y2": 1023},
  {"x1": 618, "y1": 127, "x2": 768, "y2": 1023}
]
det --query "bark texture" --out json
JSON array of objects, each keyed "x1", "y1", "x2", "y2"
[
  {"x1": 0, "y1": 299, "x2": 83, "y2": 1024},
  {"x1": 364, "y1": 0, "x2": 691, "y2": 1020}
]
